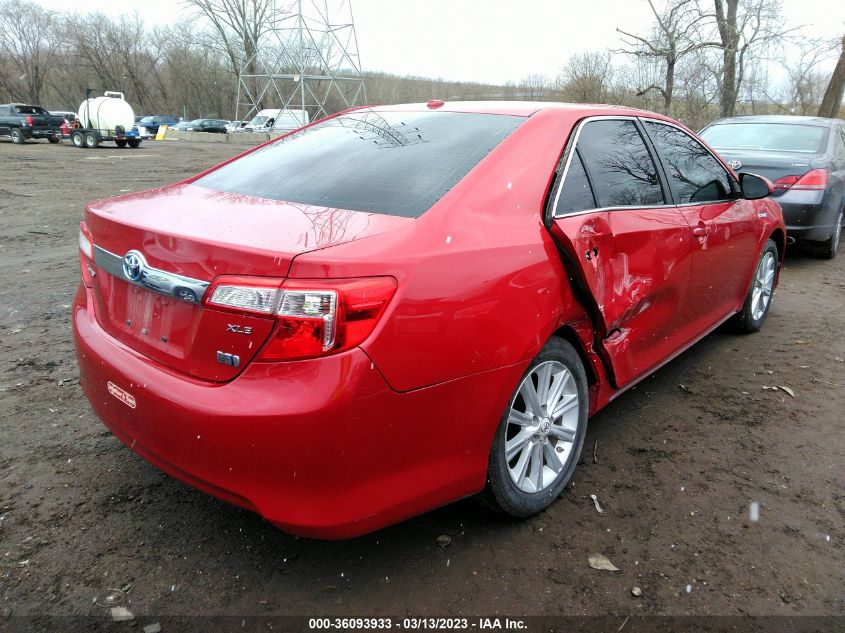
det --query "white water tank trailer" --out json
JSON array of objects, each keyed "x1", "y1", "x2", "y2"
[{"x1": 71, "y1": 91, "x2": 142, "y2": 149}]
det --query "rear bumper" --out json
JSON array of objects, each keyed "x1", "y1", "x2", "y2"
[
  {"x1": 22, "y1": 127, "x2": 61, "y2": 140},
  {"x1": 778, "y1": 190, "x2": 841, "y2": 242},
  {"x1": 73, "y1": 284, "x2": 519, "y2": 538}
]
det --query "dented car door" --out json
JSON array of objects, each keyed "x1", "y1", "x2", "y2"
[{"x1": 548, "y1": 117, "x2": 693, "y2": 390}]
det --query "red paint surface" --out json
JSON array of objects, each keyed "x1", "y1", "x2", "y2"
[{"x1": 73, "y1": 102, "x2": 786, "y2": 537}]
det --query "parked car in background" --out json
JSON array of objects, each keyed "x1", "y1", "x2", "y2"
[
  {"x1": 50, "y1": 111, "x2": 78, "y2": 139},
  {"x1": 701, "y1": 115, "x2": 845, "y2": 259},
  {"x1": 50, "y1": 110, "x2": 77, "y2": 123},
  {"x1": 169, "y1": 121, "x2": 190, "y2": 132},
  {"x1": 74, "y1": 102, "x2": 784, "y2": 538},
  {"x1": 184, "y1": 118, "x2": 227, "y2": 133},
  {"x1": 138, "y1": 115, "x2": 180, "y2": 137},
  {"x1": 0, "y1": 103, "x2": 63, "y2": 144},
  {"x1": 242, "y1": 108, "x2": 309, "y2": 132},
  {"x1": 226, "y1": 120, "x2": 246, "y2": 132}
]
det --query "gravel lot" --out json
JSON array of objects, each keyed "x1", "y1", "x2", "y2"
[{"x1": 0, "y1": 139, "x2": 843, "y2": 627}]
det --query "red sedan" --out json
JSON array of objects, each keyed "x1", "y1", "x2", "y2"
[{"x1": 73, "y1": 102, "x2": 785, "y2": 538}]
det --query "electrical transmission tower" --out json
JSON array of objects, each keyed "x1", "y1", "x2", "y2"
[{"x1": 235, "y1": 0, "x2": 366, "y2": 125}]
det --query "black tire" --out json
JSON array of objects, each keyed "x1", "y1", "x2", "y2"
[
  {"x1": 48, "y1": 136, "x2": 60, "y2": 144},
  {"x1": 127, "y1": 139, "x2": 141, "y2": 148},
  {"x1": 71, "y1": 131, "x2": 85, "y2": 148},
  {"x1": 734, "y1": 238, "x2": 778, "y2": 333},
  {"x1": 483, "y1": 337, "x2": 589, "y2": 518},
  {"x1": 115, "y1": 139, "x2": 127, "y2": 148},
  {"x1": 10, "y1": 128, "x2": 25, "y2": 144},
  {"x1": 817, "y1": 209, "x2": 842, "y2": 260},
  {"x1": 84, "y1": 132, "x2": 99, "y2": 149}
]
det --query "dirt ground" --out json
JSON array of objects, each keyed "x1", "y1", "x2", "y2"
[{"x1": 0, "y1": 138, "x2": 843, "y2": 627}]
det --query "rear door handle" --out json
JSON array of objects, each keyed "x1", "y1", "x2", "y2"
[{"x1": 692, "y1": 224, "x2": 712, "y2": 237}]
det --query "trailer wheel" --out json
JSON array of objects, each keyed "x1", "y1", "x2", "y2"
[
  {"x1": 10, "y1": 128, "x2": 25, "y2": 144},
  {"x1": 115, "y1": 139, "x2": 127, "y2": 148},
  {"x1": 84, "y1": 132, "x2": 100, "y2": 149},
  {"x1": 71, "y1": 131, "x2": 85, "y2": 148},
  {"x1": 127, "y1": 139, "x2": 141, "y2": 148},
  {"x1": 48, "y1": 137, "x2": 60, "y2": 144}
]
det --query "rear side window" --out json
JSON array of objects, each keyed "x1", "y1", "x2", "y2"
[
  {"x1": 555, "y1": 151, "x2": 596, "y2": 215},
  {"x1": 575, "y1": 119, "x2": 664, "y2": 208},
  {"x1": 644, "y1": 121, "x2": 733, "y2": 204},
  {"x1": 196, "y1": 110, "x2": 524, "y2": 218}
]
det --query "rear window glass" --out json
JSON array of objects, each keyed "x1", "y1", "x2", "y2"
[
  {"x1": 701, "y1": 123, "x2": 828, "y2": 153},
  {"x1": 14, "y1": 105, "x2": 48, "y2": 115},
  {"x1": 196, "y1": 110, "x2": 524, "y2": 217}
]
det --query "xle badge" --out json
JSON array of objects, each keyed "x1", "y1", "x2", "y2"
[
  {"x1": 227, "y1": 324, "x2": 253, "y2": 335},
  {"x1": 107, "y1": 381, "x2": 136, "y2": 409}
]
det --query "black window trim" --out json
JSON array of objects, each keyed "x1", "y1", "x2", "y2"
[
  {"x1": 549, "y1": 115, "x2": 674, "y2": 220},
  {"x1": 638, "y1": 117, "x2": 741, "y2": 206}
]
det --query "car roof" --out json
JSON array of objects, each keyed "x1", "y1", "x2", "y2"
[
  {"x1": 370, "y1": 101, "x2": 667, "y2": 119},
  {"x1": 706, "y1": 114, "x2": 839, "y2": 127}
]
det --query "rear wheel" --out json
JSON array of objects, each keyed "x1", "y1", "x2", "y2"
[
  {"x1": 48, "y1": 136, "x2": 60, "y2": 144},
  {"x1": 817, "y1": 209, "x2": 843, "y2": 260},
  {"x1": 484, "y1": 337, "x2": 588, "y2": 517},
  {"x1": 115, "y1": 139, "x2": 127, "y2": 148},
  {"x1": 734, "y1": 239, "x2": 778, "y2": 333},
  {"x1": 84, "y1": 132, "x2": 99, "y2": 149},
  {"x1": 71, "y1": 131, "x2": 85, "y2": 148},
  {"x1": 127, "y1": 138, "x2": 141, "y2": 148},
  {"x1": 10, "y1": 128, "x2": 25, "y2": 144}
]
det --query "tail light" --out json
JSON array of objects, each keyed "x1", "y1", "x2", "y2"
[
  {"x1": 23, "y1": 115, "x2": 33, "y2": 127},
  {"x1": 206, "y1": 276, "x2": 397, "y2": 361},
  {"x1": 78, "y1": 222, "x2": 95, "y2": 287},
  {"x1": 773, "y1": 168, "x2": 829, "y2": 193}
]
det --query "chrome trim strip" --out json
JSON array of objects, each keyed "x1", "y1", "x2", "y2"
[
  {"x1": 93, "y1": 245, "x2": 210, "y2": 304},
  {"x1": 550, "y1": 115, "x2": 738, "y2": 220}
]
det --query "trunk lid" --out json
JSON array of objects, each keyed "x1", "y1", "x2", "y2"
[
  {"x1": 84, "y1": 183, "x2": 411, "y2": 381},
  {"x1": 715, "y1": 149, "x2": 825, "y2": 187}
]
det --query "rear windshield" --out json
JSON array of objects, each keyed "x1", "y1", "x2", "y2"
[
  {"x1": 701, "y1": 123, "x2": 829, "y2": 153},
  {"x1": 14, "y1": 105, "x2": 48, "y2": 115},
  {"x1": 196, "y1": 110, "x2": 524, "y2": 217}
]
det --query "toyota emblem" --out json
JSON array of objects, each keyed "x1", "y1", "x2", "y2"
[
  {"x1": 122, "y1": 250, "x2": 145, "y2": 282},
  {"x1": 728, "y1": 159, "x2": 742, "y2": 170}
]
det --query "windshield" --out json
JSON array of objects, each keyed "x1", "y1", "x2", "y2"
[
  {"x1": 701, "y1": 123, "x2": 829, "y2": 154},
  {"x1": 248, "y1": 116, "x2": 269, "y2": 126},
  {"x1": 196, "y1": 110, "x2": 524, "y2": 218}
]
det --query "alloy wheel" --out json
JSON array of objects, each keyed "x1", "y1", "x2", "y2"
[
  {"x1": 505, "y1": 360, "x2": 580, "y2": 493},
  {"x1": 751, "y1": 251, "x2": 776, "y2": 321}
]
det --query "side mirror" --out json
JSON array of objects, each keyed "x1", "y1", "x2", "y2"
[{"x1": 739, "y1": 172, "x2": 773, "y2": 200}]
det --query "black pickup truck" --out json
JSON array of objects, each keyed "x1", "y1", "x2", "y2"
[{"x1": 0, "y1": 103, "x2": 63, "y2": 144}]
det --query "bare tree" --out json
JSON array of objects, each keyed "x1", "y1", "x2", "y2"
[
  {"x1": 519, "y1": 74, "x2": 548, "y2": 100},
  {"x1": 182, "y1": 0, "x2": 274, "y2": 102},
  {"x1": 616, "y1": 0, "x2": 718, "y2": 114},
  {"x1": 818, "y1": 34, "x2": 845, "y2": 118},
  {"x1": 0, "y1": 0, "x2": 62, "y2": 103},
  {"x1": 713, "y1": 0, "x2": 788, "y2": 118},
  {"x1": 558, "y1": 51, "x2": 615, "y2": 103}
]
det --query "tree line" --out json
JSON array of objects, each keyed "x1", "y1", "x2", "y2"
[{"x1": 0, "y1": 0, "x2": 842, "y2": 131}]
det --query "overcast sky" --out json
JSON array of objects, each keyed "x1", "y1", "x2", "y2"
[{"x1": 32, "y1": 0, "x2": 845, "y2": 84}]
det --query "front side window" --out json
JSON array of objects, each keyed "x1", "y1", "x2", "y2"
[
  {"x1": 197, "y1": 110, "x2": 524, "y2": 218},
  {"x1": 575, "y1": 119, "x2": 664, "y2": 208},
  {"x1": 645, "y1": 121, "x2": 733, "y2": 204}
]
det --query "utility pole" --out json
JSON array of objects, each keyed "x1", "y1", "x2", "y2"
[{"x1": 235, "y1": 0, "x2": 367, "y2": 126}]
